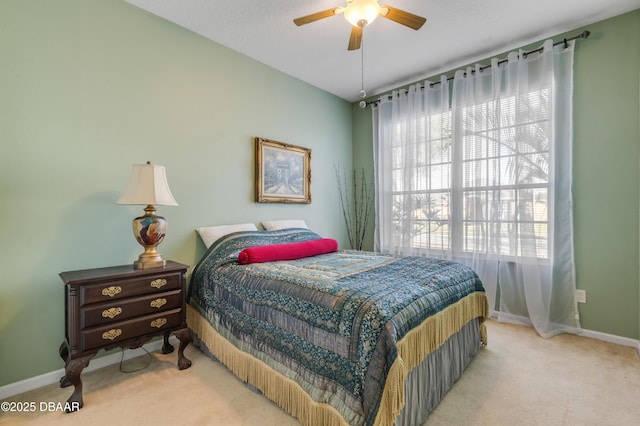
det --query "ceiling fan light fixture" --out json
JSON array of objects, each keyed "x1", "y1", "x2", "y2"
[{"x1": 344, "y1": 0, "x2": 380, "y2": 27}]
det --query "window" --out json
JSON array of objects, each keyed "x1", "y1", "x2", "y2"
[
  {"x1": 391, "y1": 110, "x2": 453, "y2": 252},
  {"x1": 389, "y1": 89, "x2": 550, "y2": 259}
]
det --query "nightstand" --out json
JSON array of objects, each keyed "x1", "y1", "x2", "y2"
[{"x1": 58, "y1": 261, "x2": 192, "y2": 411}]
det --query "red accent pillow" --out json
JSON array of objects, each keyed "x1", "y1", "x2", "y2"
[{"x1": 238, "y1": 238, "x2": 338, "y2": 265}]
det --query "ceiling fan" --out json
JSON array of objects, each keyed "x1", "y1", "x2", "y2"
[{"x1": 293, "y1": 0, "x2": 426, "y2": 50}]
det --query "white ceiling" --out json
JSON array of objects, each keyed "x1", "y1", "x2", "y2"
[{"x1": 125, "y1": 0, "x2": 640, "y2": 102}]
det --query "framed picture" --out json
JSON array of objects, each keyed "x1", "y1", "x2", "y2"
[{"x1": 255, "y1": 137, "x2": 311, "y2": 204}]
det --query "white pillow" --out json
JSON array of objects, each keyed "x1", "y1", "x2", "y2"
[
  {"x1": 196, "y1": 223, "x2": 258, "y2": 248},
  {"x1": 261, "y1": 219, "x2": 309, "y2": 231}
]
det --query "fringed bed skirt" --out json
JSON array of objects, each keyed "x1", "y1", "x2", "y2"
[
  {"x1": 394, "y1": 318, "x2": 483, "y2": 425},
  {"x1": 187, "y1": 291, "x2": 487, "y2": 426}
]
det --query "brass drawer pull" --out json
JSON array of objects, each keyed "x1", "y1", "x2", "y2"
[
  {"x1": 150, "y1": 298, "x2": 167, "y2": 309},
  {"x1": 150, "y1": 279, "x2": 167, "y2": 289},
  {"x1": 101, "y1": 286, "x2": 122, "y2": 297},
  {"x1": 102, "y1": 307, "x2": 123, "y2": 319},
  {"x1": 151, "y1": 318, "x2": 167, "y2": 328},
  {"x1": 102, "y1": 329, "x2": 122, "y2": 340}
]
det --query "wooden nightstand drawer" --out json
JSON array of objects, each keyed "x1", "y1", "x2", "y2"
[
  {"x1": 81, "y1": 289, "x2": 183, "y2": 328},
  {"x1": 82, "y1": 308, "x2": 183, "y2": 350},
  {"x1": 80, "y1": 272, "x2": 182, "y2": 305}
]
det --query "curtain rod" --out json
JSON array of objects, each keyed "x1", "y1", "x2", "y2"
[{"x1": 365, "y1": 30, "x2": 591, "y2": 108}]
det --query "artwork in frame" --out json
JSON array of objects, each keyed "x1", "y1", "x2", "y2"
[{"x1": 255, "y1": 137, "x2": 311, "y2": 204}]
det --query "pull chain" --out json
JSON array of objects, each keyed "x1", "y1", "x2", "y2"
[{"x1": 359, "y1": 38, "x2": 367, "y2": 108}]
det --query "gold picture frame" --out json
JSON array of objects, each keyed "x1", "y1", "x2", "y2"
[{"x1": 255, "y1": 137, "x2": 311, "y2": 204}]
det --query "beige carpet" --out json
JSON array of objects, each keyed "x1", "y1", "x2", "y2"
[{"x1": 2, "y1": 320, "x2": 639, "y2": 426}]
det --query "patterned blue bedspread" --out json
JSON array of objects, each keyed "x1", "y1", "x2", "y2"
[{"x1": 188, "y1": 229, "x2": 485, "y2": 425}]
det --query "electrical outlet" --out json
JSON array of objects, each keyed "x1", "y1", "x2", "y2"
[{"x1": 576, "y1": 289, "x2": 587, "y2": 304}]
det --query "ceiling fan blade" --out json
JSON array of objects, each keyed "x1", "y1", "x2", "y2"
[
  {"x1": 293, "y1": 8, "x2": 342, "y2": 26},
  {"x1": 348, "y1": 25, "x2": 363, "y2": 51},
  {"x1": 380, "y1": 6, "x2": 426, "y2": 30}
]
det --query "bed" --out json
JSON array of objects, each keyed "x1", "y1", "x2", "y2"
[{"x1": 187, "y1": 228, "x2": 488, "y2": 426}]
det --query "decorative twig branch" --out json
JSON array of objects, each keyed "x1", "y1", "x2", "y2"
[{"x1": 335, "y1": 165, "x2": 374, "y2": 250}]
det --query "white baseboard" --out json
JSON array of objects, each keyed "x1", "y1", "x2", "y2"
[
  {"x1": 488, "y1": 311, "x2": 640, "y2": 355},
  {"x1": 0, "y1": 337, "x2": 176, "y2": 400},
  {"x1": 579, "y1": 328, "x2": 640, "y2": 353}
]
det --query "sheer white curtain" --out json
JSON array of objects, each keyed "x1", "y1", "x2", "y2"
[
  {"x1": 373, "y1": 40, "x2": 581, "y2": 338},
  {"x1": 373, "y1": 75, "x2": 451, "y2": 257}
]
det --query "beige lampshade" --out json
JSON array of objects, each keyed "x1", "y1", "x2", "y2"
[{"x1": 116, "y1": 161, "x2": 178, "y2": 206}]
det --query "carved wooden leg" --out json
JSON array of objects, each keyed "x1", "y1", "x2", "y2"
[
  {"x1": 60, "y1": 353, "x2": 94, "y2": 412},
  {"x1": 58, "y1": 341, "x2": 72, "y2": 388},
  {"x1": 173, "y1": 328, "x2": 192, "y2": 370},
  {"x1": 59, "y1": 341, "x2": 69, "y2": 362},
  {"x1": 161, "y1": 330, "x2": 174, "y2": 354}
]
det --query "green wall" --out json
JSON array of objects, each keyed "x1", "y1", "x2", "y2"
[
  {"x1": 353, "y1": 10, "x2": 640, "y2": 340},
  {"x1": 571, "y1": 10, "x2": 640, "y2": 341},
  {"x1": 0, "y1": 0, "x2": 352, "y2": 386}
]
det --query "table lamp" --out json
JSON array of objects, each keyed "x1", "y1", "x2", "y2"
[{"x1": 116, "y1": 161, "x2": 178, "y2": 269}]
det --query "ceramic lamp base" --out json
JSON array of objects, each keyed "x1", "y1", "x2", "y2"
[{"x1": 132, "y1": 205, "x2": 168, "y2": 270}]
